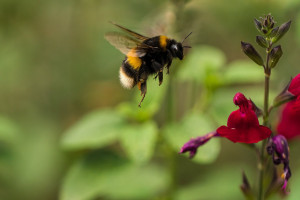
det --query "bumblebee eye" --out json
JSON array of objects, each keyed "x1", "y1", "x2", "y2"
[{"x1": 171, "y1": 44, "x2": 178, "y2": 51}]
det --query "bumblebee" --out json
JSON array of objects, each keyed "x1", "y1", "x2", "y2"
[{"x1": 105, "y1": 22, "x2": 191, "y2": 107}]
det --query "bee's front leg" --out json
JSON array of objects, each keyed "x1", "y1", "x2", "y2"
[
  {"x1": 152, "y1": 60, "x2": 163, "y2": 72},
  {"x1": 152, "y1": 60, "x2": 164, "y2": 85},
  {"x1": 166, "y1": 50, "x2": 173, "y2": 74}
]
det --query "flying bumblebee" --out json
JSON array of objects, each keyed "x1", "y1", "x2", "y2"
[{"x1": 105, "y1": 22, "x2": 191, "y2": 107}]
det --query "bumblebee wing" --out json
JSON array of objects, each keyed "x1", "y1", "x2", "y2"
[
  {"x1": 109, "y1": 22, "x2": 150, "y2": 41},
  {"x1": 105, "y1": 32, "x2": 155, "y2": 57}
]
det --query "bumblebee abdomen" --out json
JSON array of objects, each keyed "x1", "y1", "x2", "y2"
[
  {"x1": 126, "y1": 48, "x2": 142, "y2": 70},
  {"x1": 119, "y1": 63, "x2": 136, "y2": 89}
]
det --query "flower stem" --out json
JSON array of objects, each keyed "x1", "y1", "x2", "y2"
[{"x1": 258, "y1": 45, "x2": 272, "y2": 200}]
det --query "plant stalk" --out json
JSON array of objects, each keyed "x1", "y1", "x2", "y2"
[{"x1": 258, "y1": 45, "x2": 272, "y2": 200}]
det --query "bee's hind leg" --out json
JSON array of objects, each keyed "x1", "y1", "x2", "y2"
[
  {"x1": 138, "y1": 80, "x2": 147, "y2": 107},
  {"x1": 137, "y1": 73, "x2": 148, "y2": 107}
]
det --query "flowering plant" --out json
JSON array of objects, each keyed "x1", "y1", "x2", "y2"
[{"x1": 180, "y1": 14, "x2": 297, "y2": 199}]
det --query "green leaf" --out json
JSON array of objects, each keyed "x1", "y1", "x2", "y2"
[
  {"x1": 164, "y1": 112, "x2": 220, "y2": 164},
  {"x1": 0, "y1": 116, "x2": 19, "y2": 144},
  {"x1": 223, "y1": 60, "x2": 265, "y2": 85},
  {"x1": 175, "y1": 164, "x2": 252, "y2": 200},
  {"x1": 120, "y1": 121, "x2": 158, "y2": 163},
  {"x1": 117, "y1": 77, "x2": 168, "y2": 122},
  {"x1": 61, "y1": 109, "x2": 126, "y2": 151},
  {"x1": 176, "y1": 45, "x2": 226, "y2": 83},
  {"x1": 287, "y1": 168, "x2": 300, "y2": 200},
  {"x1": 60, "y1": 151, "x2": 168, "y2": 200}
]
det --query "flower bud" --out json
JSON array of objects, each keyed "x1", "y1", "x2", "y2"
[
  {"x1": 263, "y1": 14, "x2": 275, "y2": 29},
  {"x1": 273, "y1": 79, "x2": 296, "y2": 108},
  {"x1": 269, "y1": 45, "x2": 283, "y2": 68},
  {"x1": 250, "y1": 99, "x2": 263, "y2": 117},
  {"x1": 269, "y1": 26, "x2": 279, "y2": 38},
  {"x1": 241, "y1": 41, "x2": 264, "y2": 66},
  {"x1": 272, "y1": 21, "x2": 292, "y2": 44},
  {"x1": 254, "y1": 18, "x2": 262, "y2": 32},
  {"x1": 240, "y1": 172, "x2": 254, "y2": 199},
  {"x1": 256, "y1": 36, "x2": 268, "y2": 48}
]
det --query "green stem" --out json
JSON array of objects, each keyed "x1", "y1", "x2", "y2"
[{"x1": 258, "y1": 45, "x2": 272, "y2": 200}]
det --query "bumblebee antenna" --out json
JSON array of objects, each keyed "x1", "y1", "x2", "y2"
[{"x1": 181, "y1": 32, "x2": 192, "y2": 44}]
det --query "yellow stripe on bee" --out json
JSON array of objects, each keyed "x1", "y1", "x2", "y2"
[
  {"x1": 159, "y1": 35, "x2": 168, "y2": 50},
  {"x1": 127, "y1": 48, "x2": 142, "y2": 70}
]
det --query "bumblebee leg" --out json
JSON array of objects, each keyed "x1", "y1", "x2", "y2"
[
  {"x1": 166, "y1": 50, "x2": 173, "y2": 74},
  {"x1": 166, "y1": 60, "x2": 172, "y2": 74},
  {"x1": 152, "y1": 60, "x2": 163, "y2": 73},
  {"x1": 158, "y1": 71, "x2": 163, "y2": 86},
  {"x1": 138, "y1": 80, "x2": 147, "y2": 107}
]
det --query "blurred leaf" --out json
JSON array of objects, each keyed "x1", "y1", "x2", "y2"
[
  {"x1": 120, "y1": 121, "x2": 158, "y2": 164},
  {"x1": 177, "y1": 45, "x2": 226, "y2": 83},
  {"x1": 60, "y1": 150, "x2": 168, "y2": 200},
  {"x1": 61, "y1": 109, "x2": 126, "y2": 151},
  {"x1": 117, "y1": 77, "x2": 168, "y2": 122},
  {"x1": 223, "y1": 60, "x2": 265, "y2": 85},
  {"x1": 174, "y1": 165, "x2": 251, "y2": 200},
  {"x1": 164, "y1": 112, "x2": 220, "y2": 164},
  {"x1": 0, "y1": 116, "x2": 19, "y2": 144},
  {"x1": 287, "y1": 168, "x2": 300, "y2": 200}
]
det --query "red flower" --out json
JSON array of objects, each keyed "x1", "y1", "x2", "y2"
[
  {"x1": 277, "y1": 74, "x2": 300, "y2": 140},
  {"x1": 217, "y1": 93, "x2": 271, "y2": 143},
  {"x1": 180, "y1": 93, "x2": 271, "y2": 158}
]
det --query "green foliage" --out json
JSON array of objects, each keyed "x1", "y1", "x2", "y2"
[
  {"x1": 60, "y1": 151, "x2": 168, "y2": 200},
  {"x1": 0, "y1": 116, "x2": 19, "y2": 144},
  {"x1": 223, "y1": 60, "x2": 265, "y2": 84},
  {"x1": 164, "y1": 112, "x2": 220, "y2": 163},
  {"x1": 174, "y1": 165, "x2": 251, "y2": 200},
  {"x1": 117, "y1": 78, "x2": 169, "y2": 122},
  {"x1": 177, "y1": 45, "x2": 225, "y2": 84},
  {"x1": 61, "y1": 109, "x2": 126, "y2": 151},
  {"x1": 120, "y1": 121, "x2": 158, "y2": 164}
]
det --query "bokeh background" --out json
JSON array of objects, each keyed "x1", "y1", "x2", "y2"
[{"x1": 0, "y1": 0, "x2": 300, "y2": 199}]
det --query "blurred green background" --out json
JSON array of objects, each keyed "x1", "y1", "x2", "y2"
[{"x1": 1, "y1": 0, "x2": 300, "y2": 199}]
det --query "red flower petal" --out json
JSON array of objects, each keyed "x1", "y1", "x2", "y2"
[
  {"x1": 289, "y1": 74, "x2": 300, "y2": 96},
  {"x1": 217, "y1": 125, "x2": 271, "y2": 143},
  {"x1": 217, "y1": 93, "x2": 271, "y2": 143},
  {"x1": 277, "y1": 99, "x2": 300, "y2": 140}
]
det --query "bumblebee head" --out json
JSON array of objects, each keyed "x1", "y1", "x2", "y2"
[
  {"x1": 170, "y1": 32, "x2": 192, "y2": 60},
  {"x1": 170, "y1": 42, "x2": 184, "y2": 60}
]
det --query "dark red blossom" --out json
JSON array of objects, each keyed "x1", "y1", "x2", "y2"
[
  {"x1": 180, "y1": 93, "x2": 271, "y2": 158},
  {"x1": 277, "y1": 74, "x2": 300, "y2": 140},
  {"x1": 179, "y1": 131, "x2": 218, "y2": 158},
  {"x1": 217, "y1": 93, "x2": 271, "y2": 143}
]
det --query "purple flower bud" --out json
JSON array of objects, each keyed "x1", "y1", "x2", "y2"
[
  {"x1": 254, "y1": 18, "x2": 262, "y2": 32},
  {"x1": 269, "y1": 45, "x2": 283, "y2": 68},
  {"x1": 273, "y1": 78, "x2": 296, "y2": 108},
  {"x1": 241, "y1": 41, "x2": 264, "y2": 66},
  {"x1": 267, "y1": 135, "x2": 291, "y2": 193},
  {"x1": 240, "y1": 171, "x2": 254, "y2": 198},
  {"x1": 179, "y1": 131, "x2": 218, "y2": 158},
  {"x1": 256, "y1": 36, "x2": 268, "y2": 48},
  {"x1": 272, "y1": 20, "x2": 292, "y2": 44}
]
